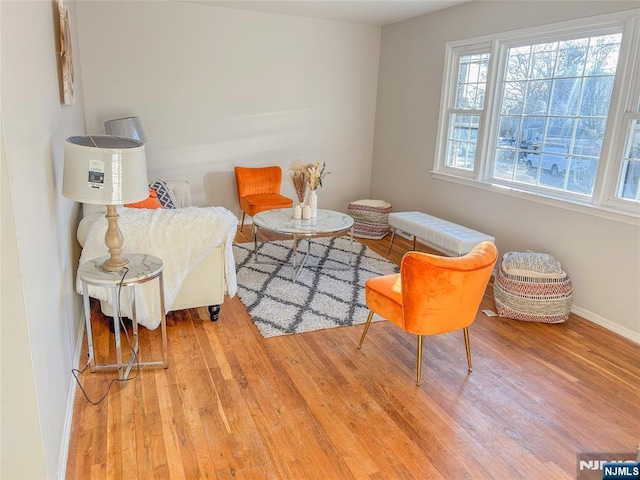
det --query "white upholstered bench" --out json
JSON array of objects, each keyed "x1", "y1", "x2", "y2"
[{"x1": 388, "y1": 211, "x2": 495, "y2": 256}]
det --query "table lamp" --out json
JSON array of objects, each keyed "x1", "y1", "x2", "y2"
[
  {"x1": 63, "y1": 135, "x2": 148, "y2": 272},
  {"x1": 104, "y1": 116, "x2": 147, "y2": 143}
]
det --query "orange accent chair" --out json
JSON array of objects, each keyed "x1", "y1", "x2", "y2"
[
  {"x1": 234, "y1": 166, "x2": 294, "y2": 231},
  {"x1": 358, "y1": 241, "x2": 498, "y2": 385}
]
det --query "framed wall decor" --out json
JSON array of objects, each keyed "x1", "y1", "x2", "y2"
[{"x1": 58, "y1": 0, "x2": 75, "y2": 105}]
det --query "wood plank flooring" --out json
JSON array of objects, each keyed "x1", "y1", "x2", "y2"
[{"x1": 66, "y1": 230, "x2": 640, "y2": 479}]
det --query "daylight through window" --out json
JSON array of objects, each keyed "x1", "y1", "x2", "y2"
[
  {"x1": 436, "y1": 11, "x2": 640, "y2": 217},
  {"x1": 492, "y1": 34, "x2": 621, "y2": 196}
]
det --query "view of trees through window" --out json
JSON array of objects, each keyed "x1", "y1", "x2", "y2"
[{"x1": 491, "y1": 33, "x2": 622, "y2": 196}]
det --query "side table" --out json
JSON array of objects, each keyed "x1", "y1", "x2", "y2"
[{"x1": 78, "y1": 253, "x2": 169, "y2": 380}]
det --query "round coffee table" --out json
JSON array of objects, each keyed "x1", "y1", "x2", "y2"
[{"x1": 252, "y1": 208, "x2": 354, "y2": 281}]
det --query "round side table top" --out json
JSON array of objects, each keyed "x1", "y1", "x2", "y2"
[{"x1": 78, "y1": 253, "x2": 163, "y2": 286}]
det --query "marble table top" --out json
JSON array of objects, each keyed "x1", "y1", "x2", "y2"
[
  {"x1": 253, "y1": 208, "x2": 354, "y2": 235},
  {"x1": 78, "y1": 253, "x2": 163, "y2": 286}
]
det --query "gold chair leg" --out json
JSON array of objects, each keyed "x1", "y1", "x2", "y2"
[
  {"x1": 240, "y1": 212, "x2": 246, "y2": 231},
  {"x1": 416, "y1": 335, "x2": 423, "y2": 386},
  {"x1": 463, "y1": 327, "x2": 473, "y2": 373},
  {"x1": 358, "y1": 311, "x2": 374, "y2": 348}
]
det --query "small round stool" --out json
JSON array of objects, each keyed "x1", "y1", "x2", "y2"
[{"x1": 347, "y1": 199, "x2": 392, "y2": 240}]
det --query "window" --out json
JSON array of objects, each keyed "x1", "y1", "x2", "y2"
[
  {"x1": 492, "y1": 33, "x2": 621, "y2": 196},
  {"x1": 435, "y1": 11, "x2": 640, "y2": 218},
  {"x1": 444, "y1": 51, "x2": 490, "y2": 172}
]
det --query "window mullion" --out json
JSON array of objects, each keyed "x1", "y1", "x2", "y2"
[
  {"x1": 479, "y1": 39, "x2": 503, "y2": 180},
  {"x1": 608, "y1": 112, "x2": 640, "y2": 210}
]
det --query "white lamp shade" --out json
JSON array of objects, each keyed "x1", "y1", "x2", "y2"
[
  {"x1": 63, "y1": 135, "x2": 149, "y2": 205},
  {"x1": 104, "y1": 116, "x2": 147, "y2": 143}
]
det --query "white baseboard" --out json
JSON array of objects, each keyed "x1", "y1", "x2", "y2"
[
  {"x1": 571, "y1": 305, "x2": 640, "y2": 345},
  {"x1": 56, "y1": 316, "x2": 85, "y2": 480}
]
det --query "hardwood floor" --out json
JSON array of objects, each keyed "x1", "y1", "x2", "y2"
[{"x1": 66, "y1": 230, "x2": 640, "y2": 479}]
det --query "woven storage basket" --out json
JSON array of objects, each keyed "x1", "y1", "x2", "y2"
[
  {"x1": 494, "y1": 252, "x2": 573, "y2": 323},
  {"x1": 347, "y1": 199, "x2": 392, "y2": 240}
]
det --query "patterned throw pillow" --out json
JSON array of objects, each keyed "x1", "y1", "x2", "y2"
[
  {"x1": 149, "y1": 179, "x2": 178, "y2": 209},
  {"x1": 124, "y1": 188, "x2": 164, "y2": 209}
]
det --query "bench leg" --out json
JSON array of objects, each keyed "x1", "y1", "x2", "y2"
[
  {"x1": 388, "y1": 227, "x2": 397, "y2": 254},
  {"x1": 388, "y1": 228, "x2": 418, "y2": 253}
]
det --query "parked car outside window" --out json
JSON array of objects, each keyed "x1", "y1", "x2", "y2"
[
  {"x1": 526, "y1": 145, "x2": 569, "y2": 176},
  {"x1": 526, "y1": 144, "x2": 596, "y2": 194}
]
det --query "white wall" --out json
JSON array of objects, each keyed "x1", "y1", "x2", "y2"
[
  {"x1": 1, "y1": 1, "x2": 86, "y2": 477},
  {"x1": 373, "y1": 1, "x2": 640, "y2": 340},
  {"x1": 1, "y1": 109, "x2": 47, "y2": 479},
  {"x1": 75, "y1": 1, "x2": 381, "y2": 216}
]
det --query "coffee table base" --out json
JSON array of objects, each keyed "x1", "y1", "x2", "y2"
[{"x1": 253, "y1": 227, "x2": 354, "y2": 282}]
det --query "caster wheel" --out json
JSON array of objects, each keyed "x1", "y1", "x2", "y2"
[{"x1": 208, "y1": 305, "x2": 221, "y2": 322}]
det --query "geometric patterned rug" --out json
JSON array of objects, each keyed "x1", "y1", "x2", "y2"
[{"x1": 233, "y1": 237, "x2": 399, "y2": 338}]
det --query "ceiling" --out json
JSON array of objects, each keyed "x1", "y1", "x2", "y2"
[{"x1": 185, "y1": 0, "x2": 472, "y2": 26}]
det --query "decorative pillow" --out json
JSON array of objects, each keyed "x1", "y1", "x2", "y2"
[
  {"x1": 124, "y1": 188, "x2": 164, "y2": 209},
  {"x1": 149, "y1": 179, "x2": 178, "y2": 209}
]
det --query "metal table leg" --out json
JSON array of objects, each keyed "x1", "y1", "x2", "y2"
[
  {"x1": 122, "y1": 284, "x2": 139, "y2": 381},
  {"x1": 291, "y1": 235, "x2": 311, "y2": 283},
  {"x1": 159, "y1": 272, "x2": 168, "y2": 367},
  {"x1": 82, "y1": 282, "x2": 96, "y2": 373},
  {"x1": 112, "y1": 284, "x2": 124, "y2": 379},
  {"x1": 348, "y1": 226, "x2": 354, "y2": 266}
]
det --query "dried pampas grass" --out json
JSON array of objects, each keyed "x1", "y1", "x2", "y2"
[{"x1": 288, "y1": 159, "x2": 308, "y2": 204}]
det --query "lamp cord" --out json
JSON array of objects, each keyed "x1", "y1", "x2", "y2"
[{"x1": 72, "y1": 267, "x2": 141, "y2": 405}]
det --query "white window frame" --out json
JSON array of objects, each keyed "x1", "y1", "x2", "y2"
[
  {"x1": 436, "y1": 42, "x2": 492, "y2": 180},
  {"x1": 606, "y1": 111, "x2": 640, "y2": 213},
  {"x1": 433, "y1": 9, "x2": 640, "y2": 224},
  {"x1": 603, "y1": 19, "x2": 640, "y2": 215}
]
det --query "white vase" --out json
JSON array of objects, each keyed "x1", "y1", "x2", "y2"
[{"x1": 309, "y1": 189, "x2": 318, "y2": 218}]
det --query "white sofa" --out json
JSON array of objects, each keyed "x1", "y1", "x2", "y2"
[{"x1": 77, "y1": 180, "x2": 227, "y2": 321}]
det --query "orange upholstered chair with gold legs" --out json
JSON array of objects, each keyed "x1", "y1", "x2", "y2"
[
  {"x1": 358, "y1": 241, "x2": 498, "y2": 385},
  {"x1": 234, "y1": 166, "x2": 294, "y2": 231}
]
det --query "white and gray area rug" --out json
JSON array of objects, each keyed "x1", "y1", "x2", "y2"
[{"x1": 233, "y1": 237, "x2": 399, "y2": 338}]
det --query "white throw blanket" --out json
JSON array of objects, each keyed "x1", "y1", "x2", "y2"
[{"x1": 77, "y1": 206, "x2": 238, "y2": 330}]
